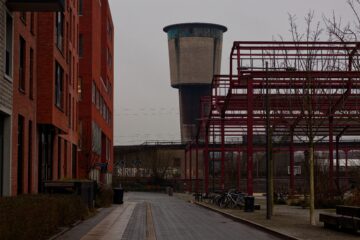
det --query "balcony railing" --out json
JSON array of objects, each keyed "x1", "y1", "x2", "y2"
[{"x1": 6, "y1": 0, "x2": 65, "y2": 12}]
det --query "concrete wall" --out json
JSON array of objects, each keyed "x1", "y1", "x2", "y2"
[{"x1": 168, "y1": 37, "x2": 222, "y2": 87}]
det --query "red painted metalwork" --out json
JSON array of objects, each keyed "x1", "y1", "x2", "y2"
[
  {"x1": 247, "y1": 77, "x2": 254, "y2": 195},
  {"x1": 221, "y1": 118, "x2": 225, "y2": 191},
  {"x1": 195, "y1": 140, "x2": 199, "y2": 193},
  {"x1": 204, "y1": 132, "x2": 209, "y2": 194},
  {"x1": 184, "y1": 148, "x2": 187, "y2": 190},
  {"x1": 184, "y1": 41, "x2": 360, "y2": 195},
  {"x1": 237, "y1": 151, "x2": 241, "y2": 192},
  {"x1": 345, "y1": 150, "x2": 349, "y2": 189},
  {"x1": 189, "y1": 144, "x2": 192, "y2": 192}
]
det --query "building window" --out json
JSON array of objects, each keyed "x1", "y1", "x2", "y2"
[
  {"x1": 68, "y1": 52, "x2": 72, "y2": 84},
  {"x1": 64, "y1": 140, "x2": 67, "y2": 177},
  {"x1": 17, "y1": 115, "x2": 24, "y2": 195},
  {"x1": 96, "y1": 88, "x2": 100, "y2": 109},
  {"x1": 106, "y1": 138, "x2": 110, "y2": 161},
  {"x1": 19, "y1": 37, "x2": 26, "y2": 92},
  {"x1": 92, "y1": 121, "x2": 101, "y2": 155},
  {"x1": 78, "y1": 0, "x2": 83, "y2": 16},
  {"x1": 92, "y1": 81, "x2": 96, "y2": 104},
  {"x1": 5, "y1": 13, "x2": 13, "y2": 79},
  {"x1": 30, "y1": 13, "x2": 35, "y2": 34},
  {"x1": 56, "y1": 12, "x2": 64, "y2": 52},
  {"x1": 68, "y1": 94, "x2": 71, "y2": 127},
  {"x1": 107, "y1": 18, "x2": 112, "y2": 39},
  {"x1": 57, "y1": 137, "x2": 61, "y2": 179},
  {"x1": 29, "y1": 48, "x2": 34, "y2": 99},
  {"x1": 107, "y1": 48, "x2": 112, "y2": 68},
  {"x1": 55, "y1": 62, "x2": 64, "y2": 109},
  {"x1": 28, "y1": 120, "x2": 32, "y2": 193},
  {"x1": 72, "y1": 144, "x2": 77, "y2": 178},
  {"x1": 20, "y1": 12, "x2": 26, "y2": 24},
  {"x1": 78, "y1": 77, "x2": 83, "y2": 100},
  {"x1": 78, "y1": 34, "x2": 83, "y2": 57}
]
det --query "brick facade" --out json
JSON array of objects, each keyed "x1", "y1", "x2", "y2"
[
  {"x1": 11, "y1": 12, "x2": 38, "y2": 195},
  {"x1": 3, "y1": 0, "x2": 114, "y2": 195},
  {"x1": 36, "y1": 1, "x2": 79, "y2": 191},
  {"x1": 78, "y1": 0, "x2": 114, "y2": 184}
]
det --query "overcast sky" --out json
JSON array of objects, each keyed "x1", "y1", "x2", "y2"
[{"x1": 109, "y1": 0, "x2": 352, "y2": 146}]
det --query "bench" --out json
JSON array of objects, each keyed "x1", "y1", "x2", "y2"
[{"x1": 319, "y1": 205, "x2": 360, "y2": 233}]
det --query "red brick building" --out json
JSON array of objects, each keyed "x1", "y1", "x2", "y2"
[
  {"x1": 11, "y1": 11, "x2": 38, "y2": 195},
  {"x1": 36, "y1": 1, "x2": 80, "y2": 191},
  {"x1": 5, "y1": 0, "x2": 114, "y2": 195},
  {"x1": 78, "y1": 0, "x2": 114, "y2": 184}
]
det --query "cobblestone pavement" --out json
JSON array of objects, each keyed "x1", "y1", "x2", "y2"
[{"x1": 57, "y1": 192, "x2": 282, "y2": 240}]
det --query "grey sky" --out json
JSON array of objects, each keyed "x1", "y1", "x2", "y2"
[{"x1": 109, "y1": 0, "x2": 352, "y2": 145}]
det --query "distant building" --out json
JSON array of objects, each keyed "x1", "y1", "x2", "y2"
[
  {"x1": 114, "y1": 143, "x2": 185, "y2": 180},
  {"x1": 78, "y1": 0, "x2": 114, "y2": 184}
]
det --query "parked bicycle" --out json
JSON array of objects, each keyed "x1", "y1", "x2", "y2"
[{"x1": 217, "y1": 189, "x2": 246, "y2": 209}]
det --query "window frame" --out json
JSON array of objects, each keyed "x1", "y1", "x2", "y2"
[
  {"x1": 5, "y1": 11, "x2": 14, "y2": 81},
  {"x1": 55, "y1": 62, "x2": 64, "y2": 110}
]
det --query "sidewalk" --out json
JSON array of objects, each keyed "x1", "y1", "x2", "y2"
[
  {"x1": 175, "y1": 193, "x2": 359, "y2": 240},
  {"x1": 57, "y1": 203, "x2": 135, "y2": 240}
]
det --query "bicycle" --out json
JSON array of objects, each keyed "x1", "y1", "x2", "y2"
[{"x1": 219, "y1": 189, "x2": 246, "y2": 209}]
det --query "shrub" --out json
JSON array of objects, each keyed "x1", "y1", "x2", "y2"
[
  {"x1": 95, "y1": 185, "x2": 114, "y2": 208},
  {"x1": 344, "y1": 188, "x2": 360, "y2": 206},
  {"x1": 0, "y1": 194, "x2": 88, "y2": 240}
]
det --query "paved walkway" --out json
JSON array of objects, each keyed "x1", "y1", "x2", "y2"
[
  {"x1": 176, "y1": 193, "x2": 360, "y2": 240},
  {"x1": 57, "y1": 192, "x2": 281, "y2": 240}
]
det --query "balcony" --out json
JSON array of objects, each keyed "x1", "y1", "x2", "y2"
[{"x1": 6, "y1": 0, "x2": 65, "y2": 12}]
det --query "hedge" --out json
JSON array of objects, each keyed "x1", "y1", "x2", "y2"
[{"x1": 0, "y1": 194, "x2": 89, "y2": 240}]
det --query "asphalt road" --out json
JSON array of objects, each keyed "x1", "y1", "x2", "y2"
[{"x1": 121, "y1": 192, "x2": 281, "y2": 240}]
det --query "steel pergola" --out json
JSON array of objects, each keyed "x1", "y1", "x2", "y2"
[{"x1": 185, "y1": 41, "x2": 360, "y2": 195}]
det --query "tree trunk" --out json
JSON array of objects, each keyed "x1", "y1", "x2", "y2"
[{"x1": 309, "y1": 142, "x2": 316, "y2": 225}]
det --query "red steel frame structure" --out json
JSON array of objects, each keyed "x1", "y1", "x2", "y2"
[{"x1": 184, "y1": 41, "x2": 360, "y2": 196}]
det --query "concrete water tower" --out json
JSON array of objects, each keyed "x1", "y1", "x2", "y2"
[{"x1": 163, "y1": 23, "x2": 227, "y2": 142}]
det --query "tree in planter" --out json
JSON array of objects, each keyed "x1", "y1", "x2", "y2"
[{"x1": 274, "y1": 11, "x2": 360, "y2": 225}]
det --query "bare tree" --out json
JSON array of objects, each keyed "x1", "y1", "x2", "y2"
[{"x1": 275, "y1": 11, "x2": 359, "y2": 225}]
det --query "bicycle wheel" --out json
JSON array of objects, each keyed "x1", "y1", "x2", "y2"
[{"x1": 219, "y1": 196, "x2": 228, "y2": 208}]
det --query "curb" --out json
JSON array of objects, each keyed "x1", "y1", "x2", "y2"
[{"x1": 194, "y1": 201, "x2": 301, "y2": 240}]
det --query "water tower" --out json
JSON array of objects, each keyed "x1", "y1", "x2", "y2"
[{"x1": 163, "y1": 23, "x2": 227, "y2": 142}]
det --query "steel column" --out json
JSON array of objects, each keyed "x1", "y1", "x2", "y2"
[
  {"x1": 195, "y1": 141, "x2": 199, "y2": 193},
  {"x1": 237, "y1": 151, "x2": 241, "y2": 192},
  {"x1": 335, "y1": 136, "x2": 340, "y2": 192},
  {"x1": 345, "y1": 150, "x2": 349, "y2": 190},
  {"x1": 221, "y1": 118, "x2": 225, "y2": 191},
  {"x1": 204, "y1": 132, "x2": 209, "y2": 194},
  {"x1": 184, "y1": 147, "x2": 187, "y2": 191},
  {"x1": 247, "y1": 77, "x2": 254, "y2": 196},
  {"x1": 189, "y1": 144, "x2": 192, "y2": 192}
]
